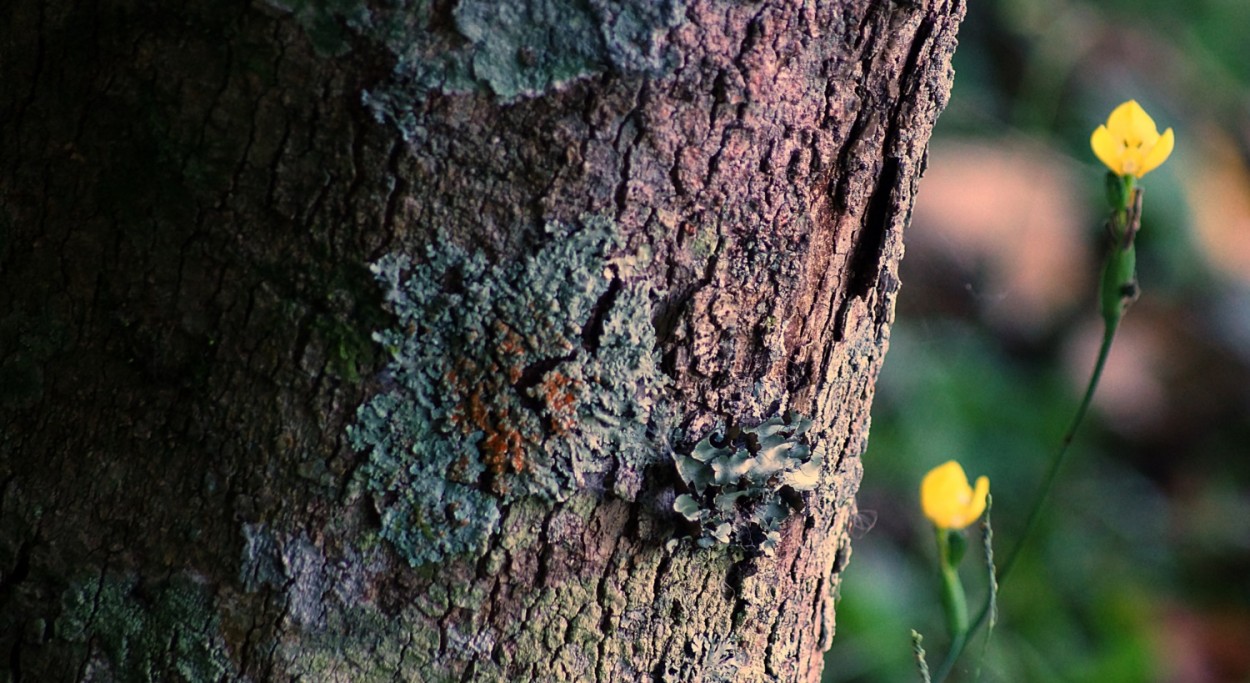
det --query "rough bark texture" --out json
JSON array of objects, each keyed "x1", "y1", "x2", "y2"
[{"x1": 1, "y1": 1, "x2": 963, "y2": 681}]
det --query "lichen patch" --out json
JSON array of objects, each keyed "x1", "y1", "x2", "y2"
[
  {"x1": 349, "y1": 216, "x2": 673, "y2": 566},
  {"x1": 671, "y1": 412, "x2": 820, "y2": 556}
]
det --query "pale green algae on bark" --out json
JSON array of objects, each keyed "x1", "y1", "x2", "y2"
[
  {"x1": 55, "y1": 573, "x2": 236, "y2": 682},
  {"x1": 267, "y1": 0, "x2": 684, "y2": 138}
]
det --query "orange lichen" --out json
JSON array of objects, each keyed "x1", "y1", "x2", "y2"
[
  {"x1": 468, "y1": 392, "x2": 490, "y2": 433},
  {"x1": 509, "y1": 431, "x2": 526, "y2": 473},
  {"x1": 482, "y1": 422, "x2": 528, "y2": 494},
  {"x1": 540, "y1": 372, "x2": 581, "y2": 434},
  {"x1": 495, "y1": 322, "x2": 528, "y2": 383},
  {"x1": 482, "y1": 431, "x2": 510, "y2": 474},
  {"x1": 437, "y1": 330, "x2": 567, "y2": 493}
]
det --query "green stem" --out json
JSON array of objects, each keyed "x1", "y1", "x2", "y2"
[
  {"x1": 933, "y1": 319, "x2": 1119, "y2": 682},
  {"x1": 932, "y1": 528, "x2": 971, "y2": 682},
  {"x1": 933, "y1": 630, "x2": 967, "y2": 683},
  {"x1": 932, "y1": 178, "x2": 1139, "y2": 680},
  {"x1": 940, "y1": 557, "x2": 969, "y2": 637},
  {"x1": 1000, "y1": 314, "x2": 1118, "y2": 582}
]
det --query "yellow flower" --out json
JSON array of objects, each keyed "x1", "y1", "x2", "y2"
[
  {"x1": 1090, "y1": 100, "x2": 1175, "y2": 178},
  {"x1": 921, "y1": 461, "x2": 989, "y2": 531}
]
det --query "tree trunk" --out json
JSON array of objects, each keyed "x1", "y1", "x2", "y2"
[{"x1": 0, "y1": 1, "x2": 963, "y2": 681}]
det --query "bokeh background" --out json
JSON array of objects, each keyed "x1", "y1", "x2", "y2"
[{"x1": 826, "y1": 1, "x2": 1250, "y2": 681}]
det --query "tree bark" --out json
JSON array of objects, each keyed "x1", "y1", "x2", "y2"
[{"x1": 0, "y1": 1, "x2": 963, "y2": 681}]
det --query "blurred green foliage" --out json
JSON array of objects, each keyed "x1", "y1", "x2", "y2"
[{"x1": 826, "y1": 1, "x2": 1250, "y2": 681}]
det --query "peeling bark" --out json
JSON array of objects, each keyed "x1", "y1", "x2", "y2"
[{"x1": 0, "y1": 1, "x2": 963, "y2": 681}]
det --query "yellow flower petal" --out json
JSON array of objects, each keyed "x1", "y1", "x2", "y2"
[
  {"x1": 921, "y1": 462, "x2": 962, "y2": 524},
  {"x1": 1105, "y1": 101, "x2": 1139, "y2": 141},
  {"x1": 1122, "y1": 100, "x2": 1161, "y2": 148},
  {"x1": 1090, "y1": 125, "x2": 1123, "y2": 176},
  {"x1": 1092, "y1": 100, "x2": 1175, "y2": 178},
  {"x1": 920, "y1": 461, "x2": 990, "y2": 530},
  {"x1": 967, "y1": 476, "x2": 989, "y2": 523},
  {"x1": 1137, "y1": 127, "x2": 1175, "y2": 178}
]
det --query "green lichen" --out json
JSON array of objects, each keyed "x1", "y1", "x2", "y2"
[
  {"x1": 264, "y1": 0, "x2": 374, "y2": 57},
  {"x1": 283, "y1": 602, "x2": 445, "y2": 682},
  {"x1": 273, "y1": 567, "x2": 609, "y2": 681},
  {"x1": 54, "y1": 573, "x2": 235, "y2": 683},
  {"x1": 266, "y1": 0, "x2": 683, "y2": 139},
  {"x1": 349, "y1": 216, "x2": 673, "y2": 567},
  {"x1": 312, "y1": 313, "x2": 375, "y2": 382},
  {"x1": 672, "y1": 413, "x2": 820, "y2": 556},
  {"x1": 448, "y1": 0, "x2": 682, "y2": 97}
]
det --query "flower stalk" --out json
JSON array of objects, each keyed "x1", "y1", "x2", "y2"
[
  {"x1": 938, "y1": 530, "x2": 970, "y2": 639},
  {"x1": 928, "y1": 100, "x2": 1172, "y2": 682}
]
